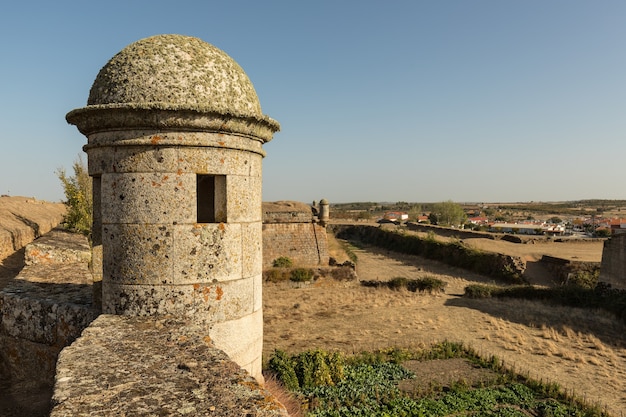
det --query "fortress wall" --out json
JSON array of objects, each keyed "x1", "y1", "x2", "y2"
[
  {"x1": 0, "y1": 230, "x2": 96, "y2": 387},
  {"x1": 599, "y1": 234, "x2": 626, "y2": 290},
  {"x1": 262, "y1": 223, "x2": 329, "y2": 268},
  {"x1": 0, "y1": 197, "x2": 66, "y2": 260}
]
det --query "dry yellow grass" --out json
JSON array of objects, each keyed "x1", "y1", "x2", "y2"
[{"x1": 263, "y1": 244, "x2": 626, "y2": 416}]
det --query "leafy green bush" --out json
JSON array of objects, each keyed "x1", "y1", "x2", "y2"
[
  {"x1": 268, "y1": 349, "x2": 344, "y2": 392},
  {"x1": 268, "y1": 350, "x2": 299, "y2": 391},
  {"x1": 290, "y1": 268, "x2": 314, "y2": 282},
  {"x1": 56, "y1": 157, "x2": 92, "y2": 235},
  {"x1": 273, "y1": 256, "x2": 294, "y2": 268}
]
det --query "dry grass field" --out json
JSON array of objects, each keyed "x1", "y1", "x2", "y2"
[{"x1": 263, "y1": 233, "x2": 626, "y2": 416}]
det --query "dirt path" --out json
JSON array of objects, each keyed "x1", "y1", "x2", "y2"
[{"x1": 263, "y1": 246, "x2": 626, "y2": 416}]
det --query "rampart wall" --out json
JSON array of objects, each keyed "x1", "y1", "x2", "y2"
[
  {"x1": 263, "y1": 223, "x2": 329, "y2": 268},
  {"x1": 0, "y1": 196, "x2": 66, "y2": 260}
]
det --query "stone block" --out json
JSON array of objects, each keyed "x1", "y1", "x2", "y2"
[
  {"x1": 242, "y1": 222, "x2": 263, "y2": 278},
  {"x1": 178, "y1": 146, "x2": 262, "y2": 177},
  {"x1": 102, "y1": 277, "x2": 254, "y2": 322},
  {"x1": 113, "y1": 145, "x2": 180, "y2": 173},
  {"x1": 103, "y1": 223, "x2": 175, "y2": 285},
  {"x1": 101, "y1": 172, "x2": 195, "y2": 224},
  {"x1": 227, "y1": 175, "x2": 262, "y2": 222},
  {"x1": 210, "y1": 308, "x2": 263, "y2": 379},
  {"x1": 173, "y1": 223, "x2": 242, "y2": 284}
]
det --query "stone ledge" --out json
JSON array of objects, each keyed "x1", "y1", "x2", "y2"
[
  {"x1": 0, "y1": 230, "x2": 96, "y2": 385},
  {"x1": 51, "y1": 315, "x2": 288, "y2": 417},
  {"x1": 24, "y1": 228, "x2": 91, "y2": 266},
  {"x1": 0, "y1": 196, "x2": 66, "y2": 260}
]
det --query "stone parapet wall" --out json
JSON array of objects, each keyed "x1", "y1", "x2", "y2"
[
  {"x1": 0, "y1": 196, "x2": 66, "y2": 260},
  {"x1": 540, "y1": 255, "x2": 600, "y2": 284},
  {"x1": 263, "y1": 223, "x2": 329, "y2": 268},
  {"x1": 599, "y1": 234, "x2": 626, "y2": 289},
  {"x1": 0, "y1": 230, "x2": 96, "y2": 387},
  {"x1": 51, "y1": 315, "x2": 288, "y2": 417},
  {"x1": 263, "y1": 201, "x2": 314, "y2": 224}
]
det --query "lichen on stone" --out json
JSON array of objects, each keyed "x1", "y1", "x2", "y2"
[{"x1": 86, "y1": 34, "x2": 269, "y2": 121}]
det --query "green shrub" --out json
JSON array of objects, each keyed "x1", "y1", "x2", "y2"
[
  {"x1": 56, "y1": 157, "x2": 92, "y2": 235},
  {"x1": 268, "y1": 349, "x2": 344, "y2": 392},
  {"x1": 268, "y1": 350, "x2": 300, "y2": 391},
  {"x1": 273, "y1": 256, "x2": 293, "y2": 268},
  {"x1": 290, "y1": 268, "x2": 314, "y2": 282},
  {"x1": 411, "y1": 276, "x2": 447, "y2": 293},
  {"x1": 388, "y1": 276, "x2": 409, "y2": 290},
  {"x1": 264, "y1": 269, "x2": 291, "y2": 283},
  {"x1": 464, "y1": 284, "x2": 497, "y2": 298}
]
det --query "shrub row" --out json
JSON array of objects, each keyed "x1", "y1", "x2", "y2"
[
  {"x1": 465, "y1": 282, "x2": 626, "y2": 323},
  {"x1": 361, "y1": 276, "x2": 447, "y2": 294},
  {"x1": 264, "y1": 267, "x2": 315, "y2": 283},
  {"x1": 336, "y1": 225, "x2": 524, "y2": 283}
]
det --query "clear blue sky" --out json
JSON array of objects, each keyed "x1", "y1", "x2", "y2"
[{"x1": 1, "y1": 1, "x2": 624, "y2": 204}]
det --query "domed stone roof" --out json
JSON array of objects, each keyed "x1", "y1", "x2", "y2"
[
  {"x1": 88, "y1": 34, "x2": 263, "y2": 118},
  {"x1": 68, "y1": 34, "x2": 279, "y2": 140}
]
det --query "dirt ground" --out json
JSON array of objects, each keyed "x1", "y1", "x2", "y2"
[{"x1": 263, "y1": 240, "x2": 626, "y2": 416}]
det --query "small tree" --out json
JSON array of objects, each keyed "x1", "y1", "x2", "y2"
[
  {"x1": 57, "y1": 156, "x2": 92, "y2": 235},
  {"x1": 430, "y1": 200, "x2": 467, "y2": 227}
]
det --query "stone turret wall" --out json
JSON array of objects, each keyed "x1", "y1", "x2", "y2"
[{"x1": 599, "y1": 234, "x2": 626, "y2": 290}]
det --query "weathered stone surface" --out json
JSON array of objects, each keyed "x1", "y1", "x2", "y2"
[
  {"x1": 599, "y1": 233, "x2": 626, "y2": 289},
  {"x1": 67, "y1": 34, "x2": 279, "y2": 381},
  {"x1": 0, "y1": 196, "x2": 66, "y2": 260},
  {"x1": 24, "y1": 228, "x2": 91, "y2": 265},
  {"x1": 263, "y1": 201, "x2": 314, "y2": 224},
  {"x1": 263, "y1": 222, "x2": 330, "y2": 268},
  {"x1": 0, "y1": 232, "x2": 96, "y2": 387},
  {"x1": 51, "y1": 315, "x2": 288, "y2": 417}
]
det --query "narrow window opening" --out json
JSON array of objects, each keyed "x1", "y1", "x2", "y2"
[{"x1": 197, "y1": 174, "x2": 227, "y2": 223}]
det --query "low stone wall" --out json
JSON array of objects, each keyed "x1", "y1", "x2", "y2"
[
  {"x1": 263, "y1": 223, "x2": 329, "y2": 268},
  {"x1": 0, "y1": 196, "x2": 66, "y2": 260},
  {"x1": 51, "y1": 315, "x2": 288, "y2": 416},
  {"x1": 0, "y1": 229, "x2": 96, "y2": 388},
  {"x1": 540, "y1": 255, "x2": 600, "y2": 284},
  {"x1": 405, "y1": 222, "x2": 496, "y2": 240}
]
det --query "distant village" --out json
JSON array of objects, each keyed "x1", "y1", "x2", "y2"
[{"x1": 330, "y1": 201, "x2": 626, "y2": 237}]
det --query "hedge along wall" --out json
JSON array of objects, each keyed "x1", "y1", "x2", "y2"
[{"x1": 333, "y1": 225, "x2": 525, "y2": 283}]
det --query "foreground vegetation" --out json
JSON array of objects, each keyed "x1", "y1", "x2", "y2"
[{"x1": 267, "y1": 342, "x2": 609, "y2": 417}]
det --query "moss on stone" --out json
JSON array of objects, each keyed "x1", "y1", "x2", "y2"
[{"x1": 87, "y1": 35, "x2": 269, "y2": 120}]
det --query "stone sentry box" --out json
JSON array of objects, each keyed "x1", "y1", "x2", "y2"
[{"x1": 66, "y1": 34, "x2": 279, "y2": 380}]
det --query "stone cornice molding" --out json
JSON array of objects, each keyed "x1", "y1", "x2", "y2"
[{"x1": 66, "y1": 105, "x2": 280, "y2": 143}]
